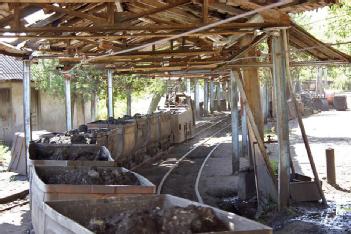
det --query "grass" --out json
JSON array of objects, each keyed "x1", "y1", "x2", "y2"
[{"x1": 0, "y1": 144, "x2": 11, "y2": 169}]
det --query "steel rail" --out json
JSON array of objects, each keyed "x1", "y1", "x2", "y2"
[{"x1": 157, "y1": 124, "x2": 230, "y2": 194}]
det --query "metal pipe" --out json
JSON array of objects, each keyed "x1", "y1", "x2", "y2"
[
  {"x1": 272, "y1": 29, "x2": 291, "y2": 210},
  {"x1": 210, "y1": 80, "x2": 214, "y2": 114},
  {"x1": 107, "y1": 69, "x2": 113, "y2": 118},
  {"x1": 64, "y1": 79, "x2": 72, "y2": 130},
  {"x1": 204, "y1": 79, "x2": 209, "y2": 116},
  {"x1": 23, "y1": 60, "x2": 31, "y2": 176},
  {"x1": 230, "y1": 70, "x2": 240, "y2": 174}
]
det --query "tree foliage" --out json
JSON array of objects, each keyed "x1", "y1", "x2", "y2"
[{"x1": 291, "y1": 1, "x2": 351, "y2": 90}]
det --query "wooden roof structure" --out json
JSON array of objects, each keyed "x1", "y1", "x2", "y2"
[{"x1": 0, "y1": 0, "x2": 349, "y2": 79}]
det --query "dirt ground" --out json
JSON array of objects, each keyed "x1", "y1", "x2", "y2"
[{"x1": 273, "y1": 109, "x2": 351, "y2": 233}]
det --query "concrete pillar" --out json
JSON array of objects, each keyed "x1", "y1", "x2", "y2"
[
  {"x1": 23, "y1": 60, "x2": 31, "y2": 175},
  {"x1": 272, "y1": 29, "x2": 291, "y2": 210},
  {"x1": 204, "y1": 79, "x2": 209, "y2": 116},
  {"x1": 230, "y1": 70, "x2": 240, "y2": 174},
  {"x1": 64, "y1": 78, "x2": 72, "y2": 130},
  {"x1": 126, "y1": 87, "x2": 132, "y2": 116},
  {"x1": 107, "y1": 69, "x2": 113, "y2": 118},
  {"x1": 194, "y1": 79, "x2": 200, "y2": 120},
  {"x1": 209, "y1": 79, "x2": 214, "y2": 113},
  {"x1": 186, "y1": 79, "x2": 191, "y2": 96}
]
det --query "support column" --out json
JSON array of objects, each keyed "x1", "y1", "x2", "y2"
[
  {"x1": 204, "y1": 79, "x2": 209, "y2": 116},
  {"x1": 23, "y1": 60, "x2": 31, "y2": 175},
  {"x1": 271, "y1": 29, "x2": 291, "y2": 210},
  {"x1": 240, "y1": 35, "x2": 264, "y2": 139},
  {"x1": 209, "y1": 79, "x2": 214, "y2": 114},
  {"x1": 107, "y1": 69, "x2": 113, "y2": 118},
  {"x1": 230, "y1": 70, "x2": 240, "y2": 174},
  {"x1": 194, "y1": 79, "x2": 200, "y2": 120},
  {"x1": 64, "y1": 78, "x2": 72, "y2": 131},
  {"x1": 241, "y1": 107, "x2": 249, "y2": 158},
  {"x1": 186, "y1": 79, "x2": 191, "y2": 96},
  {"x1": 126, "y1": 86, "x2": 132, "y2": 116}
]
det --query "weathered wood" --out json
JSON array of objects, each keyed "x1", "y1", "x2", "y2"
[
  {"x1": 22, "y1": 60, "x2": 31, "y2": 177},
  {"x1": 283, "y1": 31, "x2": 327, "y2": 205},
  {"x1": 38, "y1": 3, "x2": 107, "y2": 24},
  {"x1": 240, "y1": 35, "x2": 264, "y2": 139},
  {"x1": 230, "y1": 70, "x2": 240, "y2": 174},
  {"x1": 271, "y1": 29, "x2": 291, "y2": 210},
  {"x1": 64, "y1": 78, "x2": 72, "y2": 131},
  {"x1": 202, "y1": 0, "x2": 209, "y2": 24},
  {"x1": 235, "y1": 73, "x2": 277, "y2": 186}
]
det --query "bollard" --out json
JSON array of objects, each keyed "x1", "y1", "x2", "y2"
[{"x1": 326, "y1": 148, "x2": 336, "y2": 185}]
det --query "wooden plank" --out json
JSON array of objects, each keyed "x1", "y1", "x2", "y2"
[
  {"x1": 271, "y1": 30, "x2": 290, "y2": 210},
  {"x1": 283, "y1": 30, "x2": 327, "y2": 205},
  {"x1": 235, "y1": 73, "x2": 277, "y2": 186},
  {"x1": 203, "y1": 0, "x2": 209, "y2": 24},
  {"x1": 0, "y1": 22, "x2": 282, "y2": 33},
  {"x1": 38, "y1": 3, "x2": 107, "y2": 24},
  {"x1": 117, "y1": 0, "x2": 190, "y2": 23}
]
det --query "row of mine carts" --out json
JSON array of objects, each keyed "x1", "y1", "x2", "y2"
[
  {"x1": 28, "y1": 108, "x2": 272, "y2": 234},
  {"x1": 35, "y1": 109, "x2": 194, "y2": 169}
]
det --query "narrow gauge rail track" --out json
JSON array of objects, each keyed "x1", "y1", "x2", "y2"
[
  {"x1": 157, "y1": 124, "x2": 230, "y2": 201},
  {"x1": 135, "y1": 115, "x2": 231, "y2": 187}
]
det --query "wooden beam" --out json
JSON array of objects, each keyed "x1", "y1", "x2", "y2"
[
  {"x1": 0, "y1": 22, "x2": 288, "y2": 33},
  {"x1": 0, "y1": 30, "x2": 252, "y2": 40},
  {"x1": 38, "y1": 3, "x2": 107, "y2": 24},
  {"x1": 203, "y1": 0, "x2": 209, "y2": 24},
  {"x1": 117, "y1": 0, "x2": 190, "y2": 23}
]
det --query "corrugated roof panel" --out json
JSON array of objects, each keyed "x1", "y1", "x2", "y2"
[{"x1": 0, "y1": 54, "x2": 23, "y2": 80}]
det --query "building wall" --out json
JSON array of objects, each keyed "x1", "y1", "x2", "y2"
[{"x1": 0, "y1": 80, "x2": 93, "y2": 145}]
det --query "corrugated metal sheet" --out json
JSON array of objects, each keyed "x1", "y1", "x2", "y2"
[{"x1": 0, "y1": 54, "x2": 23, "y2": 80}]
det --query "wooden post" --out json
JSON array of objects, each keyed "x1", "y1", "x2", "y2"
[
  {"x1": 107, "y1": 69, "x2": 113, "y2": 118},
  {"x1": 326, "y1": 148, "x2": 336, "y2": 185},
  {"x1": 216, "y1": 82, "x2": 221, "y2": 111},
  {"x1": 64, "y1": 78, "x2": 72, "y2": 130},
  {"x1": 240, "y1": 35, "x2": 264, "y2": 139},
  {"x1": 194, "y1": 79, "x2": 200, "y2": 120},
  {"x1": 271, "y1": 29, "x2": 291, "y2": 210},
  {"x1": 210, "y1": 79, "x2": 214, "y2": 114},
  {"x1": 126, "y1": 86, "x2": 132, "y2": 116},
  {"x1": 186, "y1": 78, "x2": 191, "y2": 96},
  {"x1": 283, "y1": 30, "x2": 327, "y2": 205},
  {"x1": 230, "y1": 70, "x2": 240, "y2": 174},
  {"x1": 23, "y1": 60, "x2": 31, "y2": 176},
  {"x1": 241, "y1": 107, "x2": 249, "y2": 159},
  {"x1": 204, "y1": 79, "x2": 209, "y2": 116}
]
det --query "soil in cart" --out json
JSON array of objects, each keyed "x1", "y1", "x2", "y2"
[
  {"x1": 88, "y1": 205, "x2": 228, "y2": 234},
  {"x1": 37, "y1": 167, "x2": 140, "y2": 185}
]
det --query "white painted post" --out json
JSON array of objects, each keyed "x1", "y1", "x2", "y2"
[
  {"x1": 271, "y1": 29, "x2": 291, "y2": 210},
  {"x1": 204, "y1": 79, "x2": 209, "y2": 116},
  {"x1": 194, "y1": 79, "x2": 200, "y2": 120},
  {"x1": 23, "y1": 60, "x2": 31, "y2": 175},
  {"x1": 230, "y1": 70, "x2": 240, "y2": 174},
  {"x1": 64, "y1": 78, "x2": 72, "y2": 130},
  {"x1": 107, "y1": 69, "x2": 113, "y2": 118},
  {"x1": 210, "y1": 80, "x2": 214, "y2": 113},
  {"x1": 186, "y1": 79, "x2": 191, "y2": 96}
]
